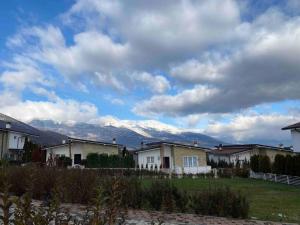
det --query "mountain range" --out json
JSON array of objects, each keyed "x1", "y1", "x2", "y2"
[{"x1": 29, "y1": 120, "x2": 224, "y2": 149}]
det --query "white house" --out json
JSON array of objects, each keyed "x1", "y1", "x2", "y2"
[
  {"x1": 0, "y1": 113, "x2": 40, "y2": 161},
  {"x1": 136, "y1": 141, "x2": 211, "y2": 174},
  {"x1": 44, "y1": 137, "x2": 120, "y2": 166},
  {"x1": 282, "y1": 122, "x2": 300, "y2": 152}
]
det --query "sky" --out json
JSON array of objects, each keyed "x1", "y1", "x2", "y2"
[{"x1": 1, "y1": 0, "x2": 300, "y2": 145}]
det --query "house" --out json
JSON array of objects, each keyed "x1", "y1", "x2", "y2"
[
  {"x1": 208, "y1": 144, "x2": 295, "y2": 166},
  {"x1": 282, "y1": 122, "x2": 300, "y2": 152},
  {"x1": 136, "y1": 141, "x2": 211, "y2": 174},
  {"x1": 0, "y1": 113, "x2": 40, "y2": 161},
  {"x1": 44, "y1": 137, "x2": 120, "y2": 166}
]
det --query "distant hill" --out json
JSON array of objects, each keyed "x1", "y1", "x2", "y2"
[{"x1": 29, "y1": 120, "x2": 224, "y2": 149}]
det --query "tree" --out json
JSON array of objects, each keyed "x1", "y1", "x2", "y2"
[
  {"x1": 259, "y1": 155, "x2": 271, "y2": 173},
  {"x1": 285, "y1": 155, "x2": 293, "y2": 175},
  {"x1": 250, "y1": 155, "x2": 259, "y2": 172},
  {"x1": 22, "y1": 138, "x2": 40, "y2": 163},
  {"x1": 273, "y1": 154, "x2": 286, "y2": 174}
]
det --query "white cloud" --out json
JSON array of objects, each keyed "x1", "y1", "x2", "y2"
[
  {"x1": 130, "y1": 72, "x2": 170, "y2": 94},
  {"x1": 135, "y1": 10, "x2": 300, "y2": 116},
  {"x1": 134, "y1": 85, "x2": 219, "y2": 117},
  {"x1": 204, "y1": 113, "x2": 300, "y2": 145},
  {"x1": 1, "y1": 98, "x2": 98, "y2": 124},
  {"x1": 170, "y1": 59, "x2": 223, "y2": 84}
]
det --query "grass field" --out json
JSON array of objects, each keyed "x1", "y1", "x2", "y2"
[{"x1": 143, "y1": 177, "x2": 300, "y2": 223}]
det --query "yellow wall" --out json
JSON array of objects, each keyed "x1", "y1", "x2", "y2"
[
  {"x1": 79, "y1": 142, "x2": 119, "y2": 158},
  {"x1": 257, "y1": 148, "x2": 295, "y2": 162},
  {"x1": 173, "y1": 146, "x2": 207, "y2": 167},
  {"x1": 0, "y1": 131, "x2": 8, "y2": 159}
]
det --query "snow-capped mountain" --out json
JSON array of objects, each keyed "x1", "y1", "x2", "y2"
[{"x1": 30, "y1": 119, "x2": 224, "y2": 149}]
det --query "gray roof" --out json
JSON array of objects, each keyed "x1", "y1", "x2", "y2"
[
  {"x1": 135, "y1": 141, "x2": 211, "y2": 153},
  {"x1": 0, "y1": 113, "x2": 40, "y2": 136},
  {"x1": 282, "y1": 122, "x2": 300, "y2": 130},
  {"x1": 44, "y1": 137, "x2": 121, "y2": 150}
]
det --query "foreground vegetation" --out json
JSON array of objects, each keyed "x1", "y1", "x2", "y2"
[
  {"x1": 1, "y1": 165, "x2": 299, "y2": 223},
  {"x1": 157, "y1": 177, "x2": 300, "y2": 223}
]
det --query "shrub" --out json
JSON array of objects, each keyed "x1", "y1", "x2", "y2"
[
  {"x1": 234, "y1": 167, "x2": 249, "y2": 178},
  {"x1": 273, "y1": 154, "x2": 286, "y2": 174},
  {"x1": 86, "y1": 153, "x2": 135, "y2": 168},
  {"x1": 145, "y1": 180, "x2": 188, "y2": 212},
  {"x1": 190, "y1": 187, "x2": 249, "y2": 218},
  {"x1": 259, "y1": 155, "x2": 271, "y2": 173},
  {"x1": 250, "y1": 155, "x2": 259, "y2": 172}
]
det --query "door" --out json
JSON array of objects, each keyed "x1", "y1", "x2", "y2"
[
  {"x1": 163, "y1": 157, "x2": 170, "y2": 169},
  {"x1": 74, "y1": 154, "x2": 81, "y2": 165}
]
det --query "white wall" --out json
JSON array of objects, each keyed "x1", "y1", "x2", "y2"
[
  {"x1": 291, "y1": 130, "x2": 300, "y2": 152},
  {"x1": 208, "y1": 153, "x2": 230, "y2": 164},
  {"x1": 230, "y1": 151, "x2": 251, "y2": 165},
  {"x1": 137, "y1": 148, "x2": 160, "y2": 168},
  {"x1": 8, "y1": 132, "x2": 26, "y2": 150}
]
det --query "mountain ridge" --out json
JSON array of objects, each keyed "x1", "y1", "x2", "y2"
[{"x1": 29, "y1": 119, "x2": 224, "y2": 149}]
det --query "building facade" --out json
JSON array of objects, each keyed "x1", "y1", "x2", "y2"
[
  {"x1": 45, "y1": 138, "x2": 120, "y2": 166},
  {"x1": 0, "y1": 113, "x2": 39, "y2": 161},
  {"x1": 208, "y1": 144, "x2": 295, "y2": 166},
  {"x1": 136, "y1": 142, "x2": 211, "y2": 174},
  {"x1": 282, "y1": 122, "x2": 300, "y2": 152}
]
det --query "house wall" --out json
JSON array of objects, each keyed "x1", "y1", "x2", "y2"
[
  {"x1": 208, "y1": 153, "x2": 230, "y2": 164},
  {"x1": 137, "y1": 148, "x2": 161, "y2": 168},
  {"x1": 173, "y1": 146, "x2": 207, "y2": 167},
  {"x1": 0, "y1": 131, "x2": 8, "y2": 159},
  {"x1": 173, "y1": 146, "x2": 210, "y2": 174},
  {"x1": 291, "y1": 130, "x2": 300, "y2": 152},
  {"x1": 8, "y1": 132, "x2": 26, "y2": 150},
  {"x1": 230, "y1": 151, "x2": 253, "y2": 165},
  {"x1": 258, "y1": 148, "x2": 295, "y2": 162},
  {"x1": 46, "y1": 142, "x2": 119, "y2": 166}
]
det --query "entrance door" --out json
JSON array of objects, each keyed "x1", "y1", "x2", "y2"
[
  {"x1": 74, "y1": 154, "x2": 82, "y2": 164},
  {"x1": 163, "y1": 157, "x2": 170, "y2": 169}
]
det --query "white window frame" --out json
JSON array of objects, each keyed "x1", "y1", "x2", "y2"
[
  {"x1": 183, "y1": 156, "x2": 198, "y2": 168},
  {"x1": 146, "y1": 156, "x2": 154, "y2": 164}
]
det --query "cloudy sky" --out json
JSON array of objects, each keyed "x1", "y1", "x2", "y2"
[{"x1": 1, "y1": 0, "x2": 300, "y2": 145}]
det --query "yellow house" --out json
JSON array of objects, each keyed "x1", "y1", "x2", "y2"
[
  {"x1": 136, "y1": 141, "x2": 211, "y2": 174},
  {"x1": 44, "y1": 137, "x2": 120, "y2": 166},
  {"x1": 209, "y1": 144, "x2": 296, "y2": 165}
]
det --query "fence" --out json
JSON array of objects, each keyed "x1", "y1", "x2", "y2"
[{"x1": 250, "y1": 171, "x2": 300, "y2": 187}]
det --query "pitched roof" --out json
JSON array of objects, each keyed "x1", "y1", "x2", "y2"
[
  {"x1": 210, "y1": 144, "x2": 293, "y2": 155},
  {"x1": 135, "y1": 141, "x2": 211, "y2": 153},
  {"x1": 0, "y1": 113, "x2": 40, "y2": 137},
  {"x1": 282, "y1": 122, "x2": 300, "y2": 130},
  {"x1": 44, "y1": 137, "x2": 120, "y2": 149}
]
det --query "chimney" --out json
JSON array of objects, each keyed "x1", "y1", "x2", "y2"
[
  {"x1": 5, "y1": 122, "x2": 11, "y2": 129},
  {"x1": 112, "y1": 138, "x2": 116, "y2": 144},
  {"x1": 193, "y1": 141, "x2": 198, "y2": 147},
  {"x1": 218, "y1": 144, "x2": 223, "y2": 150}
]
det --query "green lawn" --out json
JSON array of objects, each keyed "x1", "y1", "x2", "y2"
[{"x1": 143, "y1": 177, "x2": 300, "y2": 223}]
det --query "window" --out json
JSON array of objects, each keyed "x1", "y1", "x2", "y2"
[
  {"x1": 146, "y1": 156, "x2": 154, "y2": 164},
  {"x1": 183, "y1": 156, "x2": 198, "y2": 167}
]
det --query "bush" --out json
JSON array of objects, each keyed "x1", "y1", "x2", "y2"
[
  {"x1": 145, "y1": 180, "x2": 189, "y2": 212},
  {"x1": 250, "y1": 155, "x2": 259, "y2": 172},
  {"x1": 86, "y1": 153, "x2": 135, "y2": 168},
  {"x1": 259, "y1": 155, "x2": 271, "y2": 173},
  {"x1": 190, "y1": 187, "x2": 249, "y2": 218},
  {"x1": 234, "y1": 167, "x2": 249, "y2": 178},
  {"x1": 273, "y1": 154, "x2": 286, "y2": 174}
]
